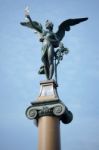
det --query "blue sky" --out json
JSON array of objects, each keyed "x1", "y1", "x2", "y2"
[{"x1": 0, "y1": 0, "x2": 99, "y2": 150}]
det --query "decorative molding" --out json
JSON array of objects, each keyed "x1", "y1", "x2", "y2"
[{"x1": 25, "y1": 100, "x2": 73, "y2": 124}]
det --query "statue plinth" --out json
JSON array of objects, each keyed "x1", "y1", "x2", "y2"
[{"x1": 38, "y1": 79, "x2": 59, "y2": 101}]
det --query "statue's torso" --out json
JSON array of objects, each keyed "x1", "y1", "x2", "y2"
[{"x1": 42, "y1": 31, "x2": 59, "y2": 48}]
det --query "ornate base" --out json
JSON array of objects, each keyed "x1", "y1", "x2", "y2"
[{"x1": 25, "y1": 80, "x2": 73, "y2": 125}]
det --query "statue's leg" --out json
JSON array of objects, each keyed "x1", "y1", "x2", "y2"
[
  {"x1": 44, "y1": 64, "x2": 49, "y2": 80},
  {"x1": 48, "y1": 46, "x2": 54, "y2": 80},
  {"x1": 42, "y1": 54, "x2": 49, "y2": 80}
]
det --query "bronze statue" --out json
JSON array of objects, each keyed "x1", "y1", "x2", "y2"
[{"x1": 20, "y1": 7, "x2": 88, "y2": 80}]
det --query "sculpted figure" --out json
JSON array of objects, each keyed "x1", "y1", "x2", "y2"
[{"x1": 20, "y1": 7, "x2": 88, "y2": 80}]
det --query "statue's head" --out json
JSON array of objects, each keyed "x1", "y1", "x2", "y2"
[{"x1": 45, "y1": 20, "x2": 53, "y2": 30}]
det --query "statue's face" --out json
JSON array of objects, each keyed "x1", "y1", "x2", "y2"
[{"x1": 45, "y1": 20, "x2": 53, "y2": 30}]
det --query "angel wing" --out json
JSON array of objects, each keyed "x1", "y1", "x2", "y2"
[
  {"x1": 20, "y1": 21, "x2": 43, "y2": 33},
  {"x1": 56, "y1": 17, "x2": 88, "y2": 41},
  {"x1": 20, "y1": 16, "x2": 44, "y2": 39}
]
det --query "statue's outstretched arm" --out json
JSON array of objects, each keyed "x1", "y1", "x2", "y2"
[
  {"x1": 20, "y1": 16, "x2": 43, "y2": 34},
  {"x1": 20, "y1": 7, "x2": 43, "y2": 34},
  {"x1": 25, "y1": 15, "x2": 43, "y2": 33},
  {"x1": 20, "y1": 11, "x2": 44, "y2": 41}
]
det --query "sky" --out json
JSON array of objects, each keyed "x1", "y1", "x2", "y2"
[{"x1": 0, "y1": 0, "x2": 99, "y2": 150}]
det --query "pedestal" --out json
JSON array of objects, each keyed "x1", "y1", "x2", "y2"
[
  {"x1": 38, "y1": 79, "x2": 59, "y2": 101},
  {"x1": 26, "y1": 80, "x2": 73, "y2": 150}
]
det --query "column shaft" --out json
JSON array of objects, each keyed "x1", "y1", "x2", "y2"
[{"x1": 38, "y1": 116, "x2": 61, "y2": 150}]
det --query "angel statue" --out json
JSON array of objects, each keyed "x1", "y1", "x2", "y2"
[{"x1": 20, "y1": 7, "x2": 88, "y2": 80}]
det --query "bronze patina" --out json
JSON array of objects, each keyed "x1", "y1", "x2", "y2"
[{"x1": 20, "y1": 7, "x2": 88, "y2": 81}]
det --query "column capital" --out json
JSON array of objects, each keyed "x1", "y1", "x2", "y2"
[{"x1": 26, "y1": 100, "x2": 73, "y2": 124}]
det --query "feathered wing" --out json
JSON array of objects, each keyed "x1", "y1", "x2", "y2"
[
  {"x1": 56, "y1": 17, "x2": 88, "y2": 41},
  {"x1": 20, "y1": 20, "x2": 43, "y2": 33},
  {"x1": 20, "y1": 19, "x2": 44, "y2": 40}
]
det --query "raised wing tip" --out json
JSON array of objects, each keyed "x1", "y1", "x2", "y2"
[
  {"x1": 84, "y1": 17, "x2": 88, "y2": 20},
  {"x1": 75, "y1": 17, "x2": 88, "y2": 21},
  {"x1": 78, "y1": 17, "x2": 88, "y2": 23}
]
